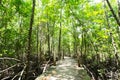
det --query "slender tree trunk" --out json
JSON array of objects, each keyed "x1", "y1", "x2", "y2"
[
  {"x1": 36, "y1": 25, "x2": 39, "y2": 71},
  {"x1": 58, "y1": 1, "x2": 62, "y2": 60},
  {"x1": 118, "y1": 0, "x2": 120, "y2": 19},
  {"x1": 107, "y1": 0, "x2": 120, "y2": 49},
  {"x1": 84, "y1": 33, "x2": 87, "y2": 55},
  {"x1": 52, "y1": 39, "x2": 56, "y2": 66},
  {"x1": 26, "y1": 0, "x2": 35, "y2": 79},
  {"x1": 72, "y1": 23, "x2": 81, "y2": 67},
  {"x1": 106, "y1": 0, "x2": 120, "y2": 42},
  {"x1": 4, "y1": 12, "x2": 7, "y2": 56},
  {"x1": 63, "y1": 49, "x2": 65, "y2": 59},
  {"x1": 37, "y1": 26, "x2": 39, "y2": 58},
  {"x1": 52, "y1": 21, "x2": 56, "y2": 65},
  {"x1": 104, "y1": 1, "x2": 119, "y2": 67},
  {"x1": 47, "y1": 13, "x2": 51, "y2": 59},
  {"x1": 81, "y1": 30, "x2": 84, "y2": 64},
  {"x1": 106, "y1": 0, "x2": 120, "y2": 26},
  {"x1": 0, "y1": 0, "x2": 2, "y2": 4},
  {"x1": 73, "y1": 24, "x2": 77, "y2": 57},
  {"x1": 39, "y1": 38, "x2": 42, "y2": 62},
  {"x1": 58, "y1": 22, "x2": 62, "y2": 59},
  {"x1": 104, "y1": 1, "x2": 111, "y2": 55},
  {"x1": 117, "y1": 0, "x2": 120, "y2": 44}
]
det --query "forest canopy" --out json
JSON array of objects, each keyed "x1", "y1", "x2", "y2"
[{"x1": 0, "y1": 0, "x2": 120, "y2": 80}]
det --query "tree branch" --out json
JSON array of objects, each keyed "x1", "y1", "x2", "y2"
[
  {"x1": 18, "y1": 65, "x2": 26, "y2": 80},
  {"x1": 83, "y1": 65, "x2": 95, "y2": 80},
  {"x1": 42, "y1": 60, "x2": 50, "y2": 73},
  {"x1": 0, "y1": 57, "x2": 21, "y2": 62},
  {"x1": 11, "y1": 72, "x2": 21, "y2": 80},
  {"x1": 0, "y1": 63, "x2": 20, "y2": 74}
]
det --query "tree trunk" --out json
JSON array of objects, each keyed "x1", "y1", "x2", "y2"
[
  {"x1": 53, "y1": 40, "x2": 56, "y2": 66},
  {"x1": 73, "y1": 24, "x2": 77, "y2": 57},
  {"x1": 62, "y1": 49, "x2": 65, "y2": 59},
  {"x1": 118, "y1": 0, "x2": 120, "y2": 19},
  {"x1": 52, "y1": 22, "x2": 56, "y2": 65},
  {"x1": 0, "y1": 0, "x2": 2, "y2": 4},
  {"x1": 106, "y1": 0, "x2": 120, "y2": 43},
  {"x1": 39, "y1": 38, "x2": 42, "y2": 62},
  {"x1": 58, "y1": 22, "x2": 62, "y2": 60},
  {"x1": 72, "y1": 23, "x2": 81, "y2": 67},
  {"x1": 58, "y1": 1, "x2": 62, "y2": 60},
  {"x1": 117, "y1": 0, "x2": 120, "y2": 44},
  {"x1": 104, "y1": 1, "x2": 119, "y2": 67},
  {"x1": 47, "y1": 13, "x2": 51, "y2": 59},
  {"x1": 36, "y1": 25, "x2": 40, "y2": 73},
  {"x1": 106, "y1": 0, "x2": 120, "y2": 26},
  {"x1": 26, "y1": 0, "x2": 35, "y2": 79}
]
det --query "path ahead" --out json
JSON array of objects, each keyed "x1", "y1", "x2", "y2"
[{"x1": 35, "y1": 57, "x2": 91, "y2": 80}]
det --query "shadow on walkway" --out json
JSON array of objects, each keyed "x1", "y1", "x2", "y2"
[{"x1": 35, "y1": 57, "x2": 91, "y2": 80}]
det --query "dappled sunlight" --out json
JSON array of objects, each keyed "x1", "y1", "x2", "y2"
[
  {"x1": 1, "y1": 0, "x2": 120, "y2": 80},
  {"x1": 35, "y1": 57, "x2": 91, "y2": 80}
]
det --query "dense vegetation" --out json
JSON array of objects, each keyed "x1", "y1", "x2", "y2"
[{"x1": 0, "y1": 0, "x2": 120, "y2": 80}]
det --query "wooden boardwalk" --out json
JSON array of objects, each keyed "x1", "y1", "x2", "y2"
[{"x1": 35, "y1": 57, "x2": 91, "y2": 80}]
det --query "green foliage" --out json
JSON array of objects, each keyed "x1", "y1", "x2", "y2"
[{"x1": 0, "y1": 0, "x2": 120, "y2": 65}]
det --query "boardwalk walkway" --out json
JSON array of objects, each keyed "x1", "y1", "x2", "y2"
[{"x1": 35, "y1": 57, "x2": 91, "y2": 80}]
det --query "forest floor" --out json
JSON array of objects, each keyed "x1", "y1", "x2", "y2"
[{"x1": 35, "y1": 57, "x2": 91, "y2": 80}]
